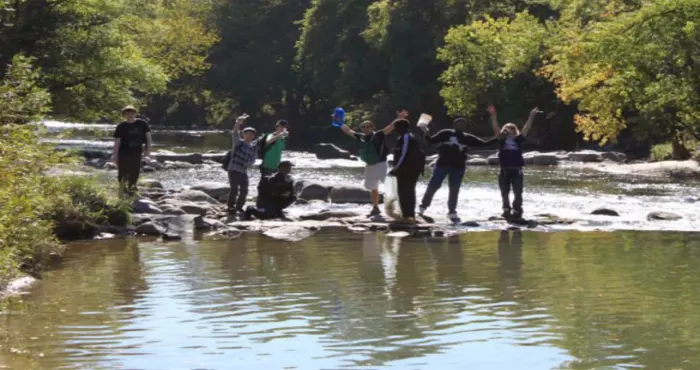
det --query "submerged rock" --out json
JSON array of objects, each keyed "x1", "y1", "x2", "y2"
[
  {"x1": 591, "y1": 208, "x2": 620, "y2": 217},
  {"x1": 263, "y1": 225, "x2": 315, "y2": 242},
  {"x1": 647, "y1": 211, "x2": 683, "y2": 221},
  {"x1": 314, "y1": 143, "x2": 354, "y2": 160}
]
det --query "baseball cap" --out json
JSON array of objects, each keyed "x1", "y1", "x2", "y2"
[
  {"x1": 278, "y1": 160, "x2": 294, "y2": 168},
  {"x1": 242, "y1": 127, "x2": 257, "y2": 134},
  {"x1": 122, "y1": 105, "x2": 138, "y2": 113}
]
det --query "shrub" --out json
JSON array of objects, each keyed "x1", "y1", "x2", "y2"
[{"x1": 650, "y1": 143, "x2": 673, "y2": 162}]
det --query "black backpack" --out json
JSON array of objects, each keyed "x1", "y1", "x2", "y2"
[
  {"x1": 257, "y1": 134, "x2": 269, "y2": 159},
  {"x1": 221, "y1": 150, "x2": 232, "y2": 170}
]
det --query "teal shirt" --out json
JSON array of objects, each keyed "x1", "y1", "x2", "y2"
[{"x1": 263, "y1": 134, "x2": 285, "y2": 170}]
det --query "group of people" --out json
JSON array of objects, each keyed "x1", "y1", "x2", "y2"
[{"x1": 112, "y1": 104, "x2": 540, "y2": 224}]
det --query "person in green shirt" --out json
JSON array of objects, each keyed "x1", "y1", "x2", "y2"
[{"x1": 261, "y1": 120, "x2": 289, "y2": 176}]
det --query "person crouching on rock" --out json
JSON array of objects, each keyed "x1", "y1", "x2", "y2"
[
  {"x1": 340, "y1": 118, "x2": 396, "y2": 217},
  {"x1": 388, "y1": 118, "x2": 426, "y2": 224},
  {"x1": 488, "y1": 105, "x2": 540, "y2": 219},
  {"x1": 226, "y1": 114, "x2": 259, "y2": 216},
  {"x1": 112, "y1": 105, "x2": 152, "y2": 196},
  {"x1": 244, "y1": 160, "x2": 297, "y2": 220}
]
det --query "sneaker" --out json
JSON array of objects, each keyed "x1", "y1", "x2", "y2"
[
  {"x1": 448, "y1": 212, "x2": 461, "y2": 223},
  {"x1": 402, "y1": 217, "x2": 418, "y2": 225},
  {"x1": 418, "y1": 206, "x2": 427, "y2": 216},
  {"x1": 368, "y1": 206, "x2": 381, "y2": 217},
  {"x1": 501, "y1": 208, "x2": 511, "y2": 218}
]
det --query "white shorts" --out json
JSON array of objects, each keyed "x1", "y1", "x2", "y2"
[{"x1": 364, "y1": 161, "x2": 388, "y2": 190}]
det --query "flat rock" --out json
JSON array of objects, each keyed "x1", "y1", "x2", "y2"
[
  {"x1": 171, "y1": 189, "x2": 220, "y2": 204},
  {"x1": 191, "y1": 182, "x2": 230, "y2": 199},
  {"x1": 591, "y1": 208, "x2": 620, "y2": 217},
  {"x1": 329, "y1": 186, "x2": 375, "y2": 204},
  {"x1": 647, "y1": 211, "x2": 683, "y2": 221},
  {"x1": 263, "y1": 225, "x2": 315, "y2": 242},
  {"x1": 132, "y1": 199, "x2": 163, "y2": 214},
  {"x1": 155, "y1": 152, "x2": 203, "y2": 164},
  {"x1": 569, "y1": 150, "x2": 603, "y2": 162}
]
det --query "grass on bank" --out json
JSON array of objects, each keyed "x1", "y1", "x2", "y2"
[{"x1": 0, "y1": 125, "x2": 131, "y2": 290}]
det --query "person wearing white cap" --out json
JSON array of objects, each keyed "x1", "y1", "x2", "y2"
[{"x1": 225, "y1": 114, "x2": 261, "y2": 214}]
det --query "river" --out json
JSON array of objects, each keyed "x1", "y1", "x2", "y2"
[{"x1": 2, "y1": 121, "x2": 699, "y2": 369}]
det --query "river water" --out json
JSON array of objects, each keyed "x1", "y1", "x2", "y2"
[{"x1": 2, "y1": 122, "x2": 700, "y2": 369}]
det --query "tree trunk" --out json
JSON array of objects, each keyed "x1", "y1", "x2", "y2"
[{"x1": 671, "y1": 136, "x2": 691, "y2": 160}]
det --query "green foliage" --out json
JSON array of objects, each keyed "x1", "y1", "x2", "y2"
[
  {"x1": 650, "y1": 143, "x2": 673, "y2": 162},
  {"x1": 0, "y1": 55, "x2": 51, "y2": 125},
  {"x1": 0, "y1": 124, "x2": 129, "y2": 288}
]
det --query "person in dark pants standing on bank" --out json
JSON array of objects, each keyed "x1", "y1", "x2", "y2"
[
  {"x1": 226, "y1": 114, "x2": 258, "y2": 215},
  {"x1": 488, "y1": 105, "x2": 540, "y2": 219},
  {"x1": 418, "y1": 117, "x2": 497, "y2": 223},
  {"x1": 112, "y1": 105, "x2": 152, "y2": 196},
  {"x1": 388, "y1": 118, "x2": 425, "y2": 224}
]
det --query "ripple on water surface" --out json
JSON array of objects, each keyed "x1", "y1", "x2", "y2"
[{"x1": 3, "y1": 231, "x2": 700, "y2": 369}]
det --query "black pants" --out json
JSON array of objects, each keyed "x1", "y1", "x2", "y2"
[
  {"x1": 117, "y1": 153, "x2": 142, "y2": 195},
  {"x1": 227, "y1": 171, "x2": 249, "y2": 211},
  {"x1": 245, "y1": 201, "x2": 282, "y2": 220},
  {"x1": 499, "y1": 168, "x2": 524, "y2": 212},
  {"x1": 397, "y1": 171, "x2": 420, "y2": 218}
]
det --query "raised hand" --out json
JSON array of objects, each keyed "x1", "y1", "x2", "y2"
[
  {"x1": 397, "y1": 110, "x2": 409, "y2": 119},
  {"x1": 487, "y1": 105, "x2": 497, "y2": 115},
  {"x1": 529, "y1": 107, "x2": 542, "y2": 117},
  {"x1": 236, "y1": 113, "x2": 249, "y2": 125}
]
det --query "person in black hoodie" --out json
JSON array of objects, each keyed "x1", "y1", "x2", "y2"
[
  {"x1": 388, "y1": 118, "x2": 425, "y2": 224},
  {"x1": 244, "y1": 161, "x2": 297, "y2": 220},
  {"x1": 418, "y1": 118, "x2": 497, "y2": 223}
]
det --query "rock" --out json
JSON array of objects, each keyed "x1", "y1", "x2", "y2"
[
  {"x1": 314, "y1": 143, "x2": 353, "y2": 160},
  {"x1": 154, "y1": 153, "x2": 203, "y2": 164},
  {"x1": 202, "y1": 152, "x2": 227, "y2": 163},
  {"x1": 300, "y1": 211, "x2": 360, "y2": 221},
  {"x1": 103, "y1": 162, "x2": 118, "y2": 170},
  {"x1": 597, "y1": 160, "x2": 700, "y2": 179},
  {"x1": 263, "y1": 225, "x2": 314, "y2": 242},
  {"x1": 191, "y1": 182, "x2": 230, "y2": 199},
  {"x1": 466, "y1": 158, "x2": 489, "y2": 166},
  {"x1": 591, "y1": 208, "x2": 620, "y2": 217},
  {"x1": 602, "y1": 151, "x2": 627, "y2": 163},
  {"x1": 140, "y1": 188, "x2": 167, "y2": 200},
  {"x1": 207, "y1": 228, "x2": 242, "y2": 239},
  {"x1": 131, "y1": 214, "x2": 154, "y2": 226},
  {"x1": 139, "y1": 179, "x2": 164, "y2": 189},
  {"x1": 162, "y1": 233, "x2": 182, "y2": 242},
  {"x1": 164, "y1": 161, "x2": 195, "y2": 170},
  {"x1": 524, "y1": 152, "x2": 559, "y2": 166},
  {"x1": 135, "y1": 222, "x2": 166, "y2": 236},
  {"x1": 142, "y1": 166, "x2": 156, "y2": 173},
  {"x1": 682, "y1": 196, "x2": 697, "y2": 204},
  {"x1": 179, "y1": 203, "x2": 211, "y2": 216},
  {"x1": 53, "y1": 220, "x2": 100, "y2": 241},
  {"x1": 162, "y1": 207, "x2": 187, "y2": 215},
  {"x1": 194, "y1": 216, "x2": 225, "y2": 230},
  {"x1": 299, "y1": 183, "x2": 332, "y2": 202},
  {"x1": 460, "y1": 221, "x2": 480, "y2": 227},
  {"x1": 647, "y1": 212, "x2": 682, "y2": 221},
  {"x1": 329, "y1": 186, "x2": 375, "y2": 204},
  {"x1": 171, "y1": 190, "x2": 220, "y2": 204},
  {"x1": 132, "y1": 199, "x2": 163, "y2": 214},
  {"x1": 488, "y1": 154, "x2": 500, "y2": 165},
  {"x1": 569, "y1": 150, "x2": 603, "y2": 162}
]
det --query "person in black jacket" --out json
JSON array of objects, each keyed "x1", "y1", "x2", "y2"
[
  {"x1": 244, "y1": 161, "x2": 297, "y2": 220},
  {"x1": 418, "y1": 118, "x2": 497, "y2": 223},
  {"x1": 388, "y1": 119, "x2": 425, "y2": 224}
]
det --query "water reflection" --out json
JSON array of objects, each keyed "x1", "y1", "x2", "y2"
[{"x1": 4, "y1": 232, "x2": 700, "y2": 369}]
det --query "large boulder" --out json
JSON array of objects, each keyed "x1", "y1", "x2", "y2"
[
  {"x1": 154, "y1": 152, "x2": 203, "y2": 164},
  {"x1": 466, "y1": 158, "x2": 489, "y2": 166},
  {"x1": 329, "y1": 186, "x2": 374, "y2": 204},
  {"x1": 569, "y1": 150, "x2": 603, "y2": 162},
  {"x1": 314, "y1": 143, "x2": 353, "y2": 160},
  {"x1": 132, "y1": 199, "x2": 163, "y2": 214},
  {"x1": 191, "y1": 182, "x2": 230, "y2": 200},
  {"x1": 647, "y1": 211, "x2": 682, "y2": 221},
  {"x1": 171, "y1": 189, "x2": 220, "y2": 204},
  {"x1": 135, "y1": 222, "x2": 166, "y2": 236},
  {"x1": 602, "y1": 151, "x2": 627, "y2": 163},
  {"x1": 524, "y1": 152, "x2": 559, "y2": 166},
  {"x1": 299, "y1": 183, "x2": 332, "y2": 202}
]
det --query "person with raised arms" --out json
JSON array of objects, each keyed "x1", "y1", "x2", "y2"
[
  {"x1": 388, "y1": 117, "x2": 426, "y2": 224},
  {"x1": 488, "y1": 105, "x2": 541, "y2": 219},
  {"x1": 260, "y1": 120, "x2": 289, "y2": 176}
]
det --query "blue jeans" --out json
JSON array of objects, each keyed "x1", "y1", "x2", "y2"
[{"x1": 420, "y1": 166, "x2": 465, "y2": 214}]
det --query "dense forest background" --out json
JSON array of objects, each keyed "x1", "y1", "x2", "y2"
[{"x1": 1, "y1": 0, "x2": 699, "y2": 156}]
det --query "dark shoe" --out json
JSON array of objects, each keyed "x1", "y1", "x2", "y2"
[
  {"x1": 368, "y1": 206, "x2": 381, "y2": 217},
  {"x1": 501, "y1": 208, "x2": 512, "y2": 218},
  {"x1": 512, "y1": 209, "x2": 523, "y2": 219}
]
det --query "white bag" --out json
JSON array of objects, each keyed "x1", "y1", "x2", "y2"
[{"x1": 383, "y1": 167, "x2": 403, "y2": 219}]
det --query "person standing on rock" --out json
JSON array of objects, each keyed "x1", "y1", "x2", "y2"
[
  {"x1": 388, "y1": 118, "x2": 425, "y2": 224},
  {"x1": 418, "y1": 117, "x2": 497, "y2": 223},
  {"x1": 244, "y1": 160, "x2": 297, "y2": 220},
  {"x1": 260, "y1": 120, "x2": 289, "y2": 177},
  {"x1": 340, "y1": 119, "x2": 397, "y2": 217},
  {"x1": 112, "y1": 105, "x2": 152, "y2": 196},
  {"x1": 226, "y1": 114, "x2": 260, "y2": 215},
  {"x1": 488, "y1": 105, "x2": 540, "y2": 219}
]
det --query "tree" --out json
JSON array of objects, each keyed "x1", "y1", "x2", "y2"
[{"x1": 0, "y1": 54, "x2": 51, "y2": 125}]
